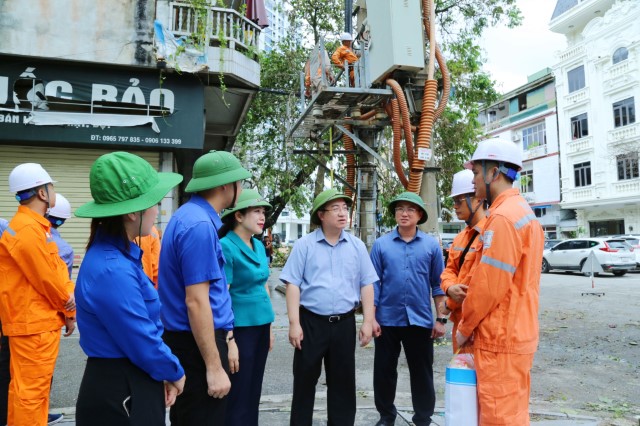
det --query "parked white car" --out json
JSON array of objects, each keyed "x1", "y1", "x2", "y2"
[
  {"x1": 611, "y1": 235, "x2": 640, "y2": 269},
  {"x1": 542, "y1": 238, "x2": 635, "y2": 277}
]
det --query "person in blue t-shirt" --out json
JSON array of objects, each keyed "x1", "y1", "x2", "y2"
[
  {"x1": 158, "y1": 150, "x2": 251, "y2": 426},
  {"x1": 74, "y1": 152, "x2": 185, "y2": 425},
  {"x1": 218, "y1": 189, "x2": 275, "y2": 426},
  {"x1": 369, "y1": 192, "x2": 447, "y2": 426}
]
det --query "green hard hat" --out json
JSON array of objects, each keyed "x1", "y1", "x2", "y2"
[
  {"x1": 75, "y1": 152, "x2": 183, "y2": 218},
  {"x1": 310, "y1": 188, "x2": 352, "y2": 225},
  {"x1": 388, "y1": 191, "x2": 428, "y2": 224},
  {"x1": 221, "y1": 189, "x2": 272, "y2": 219},
  {"x1": 185, "y1": 150, "x2": 251, "y2": 193}
]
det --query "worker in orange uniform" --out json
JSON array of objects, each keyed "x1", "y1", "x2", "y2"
[
  {"x1": 439, "y1": 169, "x2": 486, "y2": 353},
  {"x1": 135, "y1": 225, "x2": 161, "y2": 287},
  {"x1": 304, "y1": 45, "x2": 334, "y2": 98},
  {"x1": 331, "y1": 32, "x2": 359, "y2": 87},
  {"x1": 456, "y1": 137, "x2": 544, "y2": 425},
  {"x1": 0, "y1": 163, "x2": 76, "y2": 426}
]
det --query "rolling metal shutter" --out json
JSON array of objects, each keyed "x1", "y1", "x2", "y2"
[{"x1": 0, "y1": 145, "x2": 160, "y2": 276}]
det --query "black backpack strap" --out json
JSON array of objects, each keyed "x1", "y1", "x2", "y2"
[{"x1": 458, "y1": 231, "x2": 479, "y2": 270}]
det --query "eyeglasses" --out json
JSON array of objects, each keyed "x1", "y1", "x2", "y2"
[
  {"x1": 453, "y1": 197, "x2": 465, "y2": 206},
  {"x1": 323, "y1": 206, "x2": 350, "y2": 214},
  {"x1": 394, "y1": 207, "x2": 417, "y2": 214}
]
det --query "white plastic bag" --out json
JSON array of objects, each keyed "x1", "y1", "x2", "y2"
[{"x1": 445, "y1": 353, "x2": 478, "y2": 426}]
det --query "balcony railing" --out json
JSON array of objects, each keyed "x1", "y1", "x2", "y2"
[
  {"x1": 558, "y1": 44, "x2": 585, "y2": 62},
  {"x1": 170, "y1": 2, "x2": 261, "y2": 56},
  {"x1": 608, "y1": 123, "x2": 639, "y2": 144},
  {"x1": 566, "y1": 136, "x2": 593, "y2": 156},
  {"x1": 564, "y1": 87, "x2": 589, "y2": 105},
  {"x1": 524, "y1": 143, "x2": 547, "y2": 160},
  {"x1": 612, "y1": 179, "x2": 640, "y2": 196}
]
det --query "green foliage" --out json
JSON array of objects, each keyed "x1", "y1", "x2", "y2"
[
  {"x1": 271, "y1": 248, "x2": 290, "y2": 267},
  {"x1": 236, "y1": 0, "x2": 522, "y2": 228},
  {"x1": 288, "y1": 0, "x2": 343, "y2": 46}
]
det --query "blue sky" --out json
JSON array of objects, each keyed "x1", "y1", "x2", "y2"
[{"x1": 481, "y1": 0, "x2": 567, "y2": 93}]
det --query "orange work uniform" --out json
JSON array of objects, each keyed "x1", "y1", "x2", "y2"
[
  {"x1": 331, "y1": 45, "x2": 358, "y2": 85},
  {"x1": 439, "y1": 217, "x2": 485, "y2": 353},
  {"x1": 458, "y1": 188, "x2": 544, "y2": 425},
  {"x1": 135, "y1": 225, "x2": 161, "y2": 287},
  {"x1": 0, "y1": 206, "x2": 75, "y2": 426}
]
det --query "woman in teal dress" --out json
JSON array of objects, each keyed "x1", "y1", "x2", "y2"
[{"x1": 218, "y1": 189, "x2": 275, "y2": 426}]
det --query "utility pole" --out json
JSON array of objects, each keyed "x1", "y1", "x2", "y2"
[
  {"x1": 419, "y1": 158, "x2": 440, "y2": 236},
  {"x1": 345, "y1": 0, "x2": 353, "y2": 33},
  {"x1": 356, "y1": 129, "x2": 378, "y2": 250}
]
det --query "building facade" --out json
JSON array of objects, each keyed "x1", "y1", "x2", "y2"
[
  {"x1": 550, "y1": 0, "x2": 640, "y2": 236},
  {"x1": 0, "y1": 0, "x2": 262, "y2": 263},
  {"x1": 479, "y1": 69, "x2": 571, "y2": 238}
]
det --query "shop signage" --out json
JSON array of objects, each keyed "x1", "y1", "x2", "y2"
[{"x1": 0, "y1": 54, "x2": 204, "y2": 149}]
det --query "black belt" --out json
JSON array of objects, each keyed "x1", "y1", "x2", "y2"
[{"x1": 301, "y1": 306, "x2": 356, "y2": 323}]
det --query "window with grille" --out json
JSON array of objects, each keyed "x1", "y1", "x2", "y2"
[
  {"x1": 617, "y1": 153, "x2": 639, "y2": 180},
  {"x1": 613, "y1": 97, "x2": 635, "y2": 128},
  {"x1": 522, "y1": 122, "x2": 546, "y2": 150},
  {"x1": 520, "y1": 169, "x2": 534, "y2": 193},
  {"x1": 613, "y1": 47, "x2": 629, "y2": 65},
  {"x1": 574, "y1": 162, "x2": 591, "y2": 187},
  {"x1": 570, "y1": 113, "x2": 588, "y2": 139},
  {"x1": 568, "y1": 66, "x2": 585, "y2": 93}
]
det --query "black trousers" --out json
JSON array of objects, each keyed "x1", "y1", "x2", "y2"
[
  {"x1": 76, "y1": 358, "x2": 165, "y2": 426},
  {"x1": 290, "y1": 307, "x2": 356, "y2": 426},
  {"x1": 373, "y1": 325, "x2": 435, "y2": 426},
  {"x1": 163, "y1": 329, "x2": 229, "y2": 426},
  {"x1": 225, "y1": 324, "x2": 270, "y2": 426}
]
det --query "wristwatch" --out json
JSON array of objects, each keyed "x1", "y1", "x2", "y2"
[{"x1": 435, "y1": 317, "x2": 448, "y2": 324}]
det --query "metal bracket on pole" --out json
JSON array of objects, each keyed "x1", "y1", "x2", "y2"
[
  {"x1": 298, "y1": 148, "x2": 356, "y2": 193},
  {"x1": 335, "y1": 124, "x2": 395, "y2": 172}
]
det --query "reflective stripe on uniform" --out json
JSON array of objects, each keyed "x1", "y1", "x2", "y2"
[
  {"x1": 514, "y1": 214, "x2": 536, "y2": 230},
  {"x1": 5, "y1": 227, "x2": 16, "y2": 236},
  {"x1": 480, "y1": 255, "x2": 516, "y2": 274},
  {"x1": 452, "y1": 246, "x2": 477, "y2": 252}
]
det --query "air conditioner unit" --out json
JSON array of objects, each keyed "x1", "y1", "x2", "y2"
[{"x1": 512, "y1": 133, "x2": 521, "y2": 142}]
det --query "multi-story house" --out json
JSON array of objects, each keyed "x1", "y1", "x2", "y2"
[
  {"x1": 479, "y1": 69, "x2": 573, "y2": 238},
  {"x1": 259, "y1": 0, "x2": 291, "y2": 52},
  {"x1": 0, "y1": 0, "x2": 262, "y2": 261},
  {"x1": 550, "y1": 0, "x2": 640, "y2": 236}
]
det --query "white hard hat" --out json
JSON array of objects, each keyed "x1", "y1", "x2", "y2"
[
  {"x1": 450, "y1": 169, "x2": 475, "y2": 198},
  {"x1": 339, "y1": 32, "x2": 353, "y2": 41},
  {"x1": 464, "y1": 136, "x2": 522, "y2": 171},
  {"x1": 8, "y1": 163, "x2": 56, "y2": 193},
  {"x1": 49, "y1": 194, "x2": 71, "y2": 219}
]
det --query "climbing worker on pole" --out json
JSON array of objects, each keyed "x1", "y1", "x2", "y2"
[
  {"x1": 456, "y1": 137, "x2": 544, "y2": 425},
  {"x1": 331, "y1": 32, "x2": 359, "y2": 87},
  {"x1": 369, "y1": 192, "x2": 446, "y2": 426},
  {"x1": 439, "y1": 169, "x2": 486, "y2": 353},
  {"x1": 281, "y1": 188, "x2": 378, "y2": 426},
  {"x1": 0, "y1": 163, "x2": 76, "y2": 426}
]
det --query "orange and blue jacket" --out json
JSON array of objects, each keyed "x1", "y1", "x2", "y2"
[
  {"x1": 0, "y1": 206, "x2": 75, "y2": 336},
  {"x1": 440, "y1": 217, "x2": 486, "y2": 326},
  {"x1": 458, "y1": 188, "x2": 544, "y2": 354}
]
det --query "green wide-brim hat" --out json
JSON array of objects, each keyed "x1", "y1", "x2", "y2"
[
  {"x1": 310, "y1": 188, "x2": 352, "y2": 225},
  {"x1": 185, "y1": 150, "x2": 251, "y2": 193},
  {"x1": 75, "y1": 152, "x2": 183, "y2": 218},
  {"x1": 221, "y1": 189, "x2": 272, "y2": 219},
  {"x1": 388, "y1": 191, "x2": 428, "y2": 224}
]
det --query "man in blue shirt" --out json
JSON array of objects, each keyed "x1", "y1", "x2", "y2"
[
  {"x1": 281, "y1": 188, "x2": 379, "y2": 426},
  {"x1": 370, "y1": 192, "x2": 447, "y2": 426},
  {"x1": 159, "y1": 150, "x2": 251, "y2": 426}
]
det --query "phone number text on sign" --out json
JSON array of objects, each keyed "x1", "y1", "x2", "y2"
[{"x1": 90, "y1": 135, "x2": 182, "y2": 145}]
